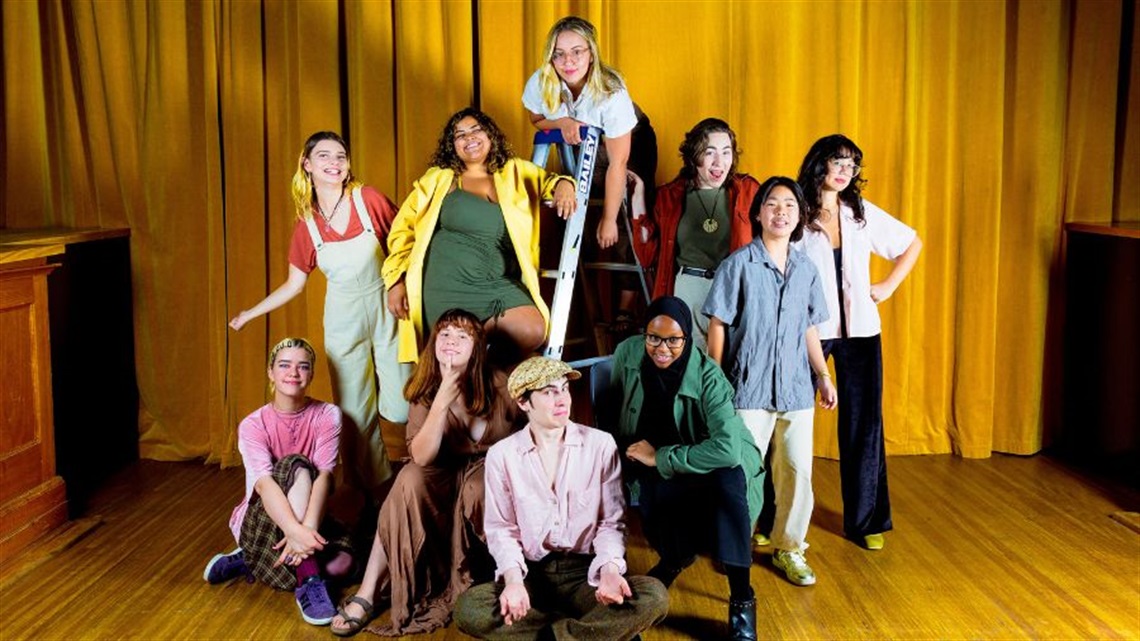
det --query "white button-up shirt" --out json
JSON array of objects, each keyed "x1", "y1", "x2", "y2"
[
  {"x1": 797, "y1": 199, "x2": 917, "y2": 340},
  {"x1": 522, "y1": 70, "x2": 637, "y2": 139}
]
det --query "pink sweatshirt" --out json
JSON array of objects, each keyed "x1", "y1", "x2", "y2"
[{"x1": 228, "y1": 400, "x2": 341, "y2": 542}]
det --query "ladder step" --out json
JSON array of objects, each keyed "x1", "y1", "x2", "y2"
[
  {"x1": 566, "y1": 355, "x2": 612, "y2": 370},
  {"x1": 544, "y1": 197, "x2": 606, "y2": 206},
  {"x1": 542, "y1": 262, "x2": 643, "y2": 277},
  {"x1": 582, "y1": 261, "x2": 643, "y2": 272}
]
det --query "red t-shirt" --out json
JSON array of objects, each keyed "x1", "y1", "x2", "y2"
[{"x1": 288, "y1": 186, "x2": 398, "y2": 273}]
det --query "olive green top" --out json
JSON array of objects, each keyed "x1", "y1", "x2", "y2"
[
  {"x1": 422, "y1": 189, "x2": 532, "y2": 328},
  {"x1": 676, "y1": 187, "x2": 731, "y2": 271}
]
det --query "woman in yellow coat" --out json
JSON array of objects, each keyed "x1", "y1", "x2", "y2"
[{"x1": 384, "y1": 108, "x2": 576, "y2": 364}]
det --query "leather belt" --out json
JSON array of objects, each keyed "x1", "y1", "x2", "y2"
[{"x1": 680, "y1": 265, "x2": 716, "y2": 279}]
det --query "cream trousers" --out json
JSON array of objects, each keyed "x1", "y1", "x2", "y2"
[{"x1": 738, "y1": 408, "x2": 815, "y2": 552}]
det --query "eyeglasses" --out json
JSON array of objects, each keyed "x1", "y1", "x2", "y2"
[
  {"x1": 645, "y1": 333, "x2": 685, "y2": 348},
  {"x1": 552, "y1": 47, "x2": 590, "y2": 64},
  {"x1": 453, "y1": 126, "x2": 484, "y2": 142},
  {"x1": 827, "y1": 159, "x2": 861, "y2": 177}
]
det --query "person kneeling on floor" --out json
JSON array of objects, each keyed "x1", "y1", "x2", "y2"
[
  {"x1": 609, "y1": 296, "x2": 766, "y2": 640},
  {"x1": 455, "y1": 356, "x2": 669, "y2": 640},
  {"x1": 202, "y1": 337, "x2": 355, "y2": 626}
]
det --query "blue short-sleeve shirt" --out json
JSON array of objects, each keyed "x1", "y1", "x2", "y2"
[{"x1": 702, "y1": 238, "x2": 829, "y2": 411}]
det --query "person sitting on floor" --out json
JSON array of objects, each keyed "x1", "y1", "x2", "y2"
[
  {"x1": 329, "y1": 309, "x2": 522, "y2": 637},
  {"x1": 454, "y1": 356, "x2": 669, "y2": 640},
  {"x1": 608, "y1": 296, "x2": 765, "y2": 640},
  {"x1": 202, "y1": 337, "x2": 355, "y2": 627}
]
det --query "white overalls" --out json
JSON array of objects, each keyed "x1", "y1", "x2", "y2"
[{"x1": 304, "y1": 187, "x2": 410, "y2": 492}]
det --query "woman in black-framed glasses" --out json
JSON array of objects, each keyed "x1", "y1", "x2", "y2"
[{"x1": 605, "y1": 295, "x2": 765, "y2": 640}]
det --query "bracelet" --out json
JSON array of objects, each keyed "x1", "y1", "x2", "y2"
[{"x1": 815, "y1": 371, "x2": 831, "y2": 379}]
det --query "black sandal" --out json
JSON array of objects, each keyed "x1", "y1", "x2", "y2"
[{"x1": 331, "y1": 595, "x2": 374, "y2": 638}]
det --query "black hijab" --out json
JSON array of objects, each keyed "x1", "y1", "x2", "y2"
[{"x1": 636, "y1": 296, "x2": 695, "y2": 446}]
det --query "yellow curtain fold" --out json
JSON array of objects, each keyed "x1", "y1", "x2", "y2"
[
  {"x1": 1, "y1": 0, "x2": 1137, "y2": 465},
  {"x1": 219, "y1": 0, "x2": 273, "y2": 466},
  {"x1": 1117, "y1": 2, "x2": 1140, "y2": 223},
  {"x1": 993, "y1": 0, "x2": 1067, "y2": 456},
  {"x1": 393, "y1": 0, "x2": 475, "y2": 191}
]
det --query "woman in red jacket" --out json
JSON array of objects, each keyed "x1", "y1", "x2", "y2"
[{"x1": 630, "y1": 118, "x2": 761, "y2": 351}]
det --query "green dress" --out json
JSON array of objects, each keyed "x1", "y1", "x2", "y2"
[{"x1": 422, "y1": 188, "x2": 533, "y2": 328}]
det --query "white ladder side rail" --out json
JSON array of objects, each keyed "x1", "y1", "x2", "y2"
[
  {"x1": 586, "y1": 201, "x2": 652, "y2": 304},
  {"x1": 532, "y1": 126, "x2": 602, "y2": 359}
]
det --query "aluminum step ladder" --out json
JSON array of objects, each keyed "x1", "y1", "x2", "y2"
[{"x1": 532, "y1": 126, "x2": 651, "y2": 360}]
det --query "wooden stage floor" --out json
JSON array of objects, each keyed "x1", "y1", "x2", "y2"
[{"x1": 1, "y1": 453, "x2": 1137, "y2": 640}]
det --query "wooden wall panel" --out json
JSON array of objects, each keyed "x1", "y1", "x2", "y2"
[{"x1": 0, "y1": 260, "x2": 67, "y2": 562}]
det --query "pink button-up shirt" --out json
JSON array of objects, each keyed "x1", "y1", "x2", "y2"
[{"x1": 483, "y1": 421, "x2": 628, "y2": 586}]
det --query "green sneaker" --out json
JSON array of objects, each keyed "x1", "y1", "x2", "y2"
[{"x1": 773, "y1": 549, "x2": 816, "y2": 586}]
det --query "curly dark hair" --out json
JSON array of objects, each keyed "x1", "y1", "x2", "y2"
[
  {"x1": 796, "y1": 134, "x2": 866, "y2": 229},
  {"x1": 430, "y1": 108, "x2": 514, "y2": 174},
  {"x1": 752, "y1": 176, "x2": 808, "y2": 243},
  {"x1": 676, "y1": 118, "x2": 740, "y2": 186}
]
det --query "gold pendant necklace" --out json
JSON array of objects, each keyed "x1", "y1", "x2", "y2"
[{"x1": 693, "y1": 187, "x2": 722, "y2": 234}]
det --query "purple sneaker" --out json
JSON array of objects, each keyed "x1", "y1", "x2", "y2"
[
  {"x1": 295, "y1": 576, "x2": 336, "y2": 626},
  {"x1": 203, "y1": 548, "x2": 247, "y2": 584}
]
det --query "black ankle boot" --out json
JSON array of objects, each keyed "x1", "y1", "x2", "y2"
[
  {"x1": 647, "y1": 561, "x2": 685, "y2": 588},
  {"x1": 647, "y1": 555, "x2": 695, "y2": 588},
  {"x1": 728, "y1": 596, "x2": 757, "y2": 641}
]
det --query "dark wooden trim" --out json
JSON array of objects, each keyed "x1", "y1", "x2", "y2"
[{"x1": 1064, "y1": 221, "x2": 1140, "y2": 240}]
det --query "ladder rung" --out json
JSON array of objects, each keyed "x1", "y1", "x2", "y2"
[
  {"x1": 582, "y1": 261, "x2": 644, "y2": 272},
  {"x1": 542, "y1": 197, "x2": 606, "y2": 207},
  {"x1": 543, "y1": 261, "x2": 647, "y2": 275},
  {"x1": 566, "y1": 355, "x2": 612, "y2": 370}
]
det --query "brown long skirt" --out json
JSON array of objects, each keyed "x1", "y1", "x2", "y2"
[{"x1": 365, "y1": 457, "x2": 490, "y2": 636}]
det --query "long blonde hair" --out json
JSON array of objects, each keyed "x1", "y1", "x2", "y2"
[
  {"x1": 537, "y1": 16, "x2": 625, "y2": 114},
  {"x1": 289, "y1": 131, "x2": 363, "y2": 221}
]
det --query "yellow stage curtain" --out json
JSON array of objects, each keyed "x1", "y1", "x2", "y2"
[{"x1": 1, "y1": 0, "x2": 1136, "y2": 465}]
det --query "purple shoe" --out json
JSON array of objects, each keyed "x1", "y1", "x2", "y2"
[
  {"x1": 295, "y1": 576, "x2": 337, "y2": 626},
  {"x1": 203, "y1": 548, "x2": 247, "y2": 584}
]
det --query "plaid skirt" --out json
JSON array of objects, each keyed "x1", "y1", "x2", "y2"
[{"x1": 239, "y1": 453, "x2": 354, "y2": 591}]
